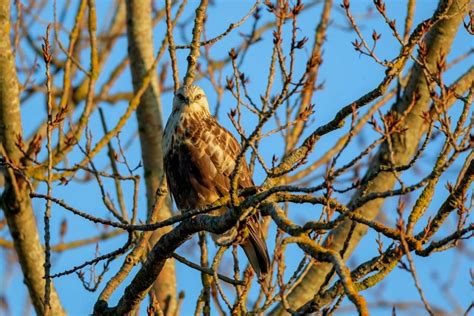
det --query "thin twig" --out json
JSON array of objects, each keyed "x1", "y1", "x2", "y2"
[
  {"x1": 172, "y1": 253, "x2": 244, "y2": 286},
  {"x1": 183, "y1": 0, "x2": 208, "y2": 86},
  {"x1": 42, "y1": 23, "x2": 53, "y2": 314}
]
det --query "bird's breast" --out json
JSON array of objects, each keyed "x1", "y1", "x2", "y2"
[{"x1": 163, "y1": 111, "x2": 185, "y2": 155}]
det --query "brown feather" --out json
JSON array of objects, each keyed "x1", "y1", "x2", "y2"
[
  {"x1": 163, "y1": 88, "x2": 270, "y2": 277},
  {"x1": 242, "y1": 215, "x2": 270, "y2": 276}
]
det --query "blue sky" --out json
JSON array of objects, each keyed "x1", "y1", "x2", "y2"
[{"x1": 1, "y1": 1, "x2": 472, "y2": 315}]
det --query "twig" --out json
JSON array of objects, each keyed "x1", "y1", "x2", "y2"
[
  {"x1": 175, "y1": 1, "x2": 260, "y2": 49},
  {"x1": 50, "y1": 233, "x2": 133, "y2": 278},
  {"x1": 172, "y1": 252, "x2": 244, "y2": 286},
  {"x1": 400, "y1": 233, "x2": 434, "y2": 315},
  {"x1": 165, "y1": 0, "x2": 181, "y2": 92},
  {"x1": 183, "y1": 0, "x2": 208, "y2": 86},
  {"x1": 42, "y1": 23, "x2": 53, "y2": 314}
]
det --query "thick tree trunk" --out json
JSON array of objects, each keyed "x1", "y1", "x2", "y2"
[
  {"x1": 271, "y1": 0, "x2": 471, "y2": 313},
  {"x1": 125, "y1": 0, "x2": 177, "y2": 313},
  {"x1": 0, "y1": 1, "x2": 65, "y2": 315}
]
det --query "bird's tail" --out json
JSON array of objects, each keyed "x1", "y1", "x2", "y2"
[{"x1": 241, "y1": 216, "x2": 270, "y2": 278}]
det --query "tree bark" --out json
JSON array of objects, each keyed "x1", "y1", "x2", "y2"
[
  {"x1": 0, "y1": 1, "x2": 65, "y2": 315},
  {"x1": 125, "y1": 0, "x2": 177, "y2": 313},
  {"x1": 271, "y1": 0, "x2": 471, "y2": 313}
]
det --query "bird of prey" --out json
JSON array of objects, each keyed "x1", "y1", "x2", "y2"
[{"x1": 163, "y1": 84, "x2": 270, "y2": 277}]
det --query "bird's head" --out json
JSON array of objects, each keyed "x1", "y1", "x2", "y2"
[{"x1": 173, "y1": 85, "x2": 210, "y2": 114}]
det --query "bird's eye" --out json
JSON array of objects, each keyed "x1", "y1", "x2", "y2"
[
  {"x1": 176, "y1": 93, "x2": 185, "y2": 101},
  {"x1": 195, "y1": 94, "x2": 202, "y2": 100}
]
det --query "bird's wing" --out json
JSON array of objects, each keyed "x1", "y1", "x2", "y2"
[
  {"x1": 164, "y1": 115, "x2": 252, "y2": 209},
  {"x1": 165, "y1": 114, "x2": 270, "y2": 276},
  {"x1": 191, "y1": 117, "x2": 269, "y2": 276},
  {"x1": 241, "y1": 213, "x2": 270, "y2": 276},
  {"x1": 185, "y1": 116, "x2": 253, "y2": 195}
]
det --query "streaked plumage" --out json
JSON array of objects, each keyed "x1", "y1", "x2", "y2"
[{"x1": 163, "y1": 85, "x2": 270, "y2": 277}]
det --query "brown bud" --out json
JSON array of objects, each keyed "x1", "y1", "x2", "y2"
[
  {"x1": 60, "y1": 218, "x2": 68, "y2": 240},
  {"x1": 351, "y1": 39, "x2": 362, "y2": 51},
  {"x1": 341, "y1": 0, "x2": 350, "y2": 9},
  {"x1": 292, "y1": 0, "x2": 304, "y2": 15},
  {"x1": 225, "y1": 77, "x2": 234, "y2": 90},
  {"x1": 16, "y1": 134, "x2": 24, "y2": 150},
  {"x1": 295, "y1": 36, "x2": 308, "y2": 49},
  {"x1": 374, "y1": 0, "x2": 385, "y2": 12},
  {"x1": 389, "y1": 19, "x2": 396, "y2": 30},
  {"x1": 265, "y1": 0, "x2": 275, "y2": 12},
  {"x1": 372, "y1": 30, "x2": 381, "y2": 41},
  {"x1": 228, "y1": 48, "x2": 238, "y2": 60},
  {"x1": 273, "y1": 31, "x2": 281, "y2": 45}
]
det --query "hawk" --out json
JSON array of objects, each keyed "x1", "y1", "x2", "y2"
[{"x1": 163, "y1": 84, "x2": 270, "y2": 277}]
